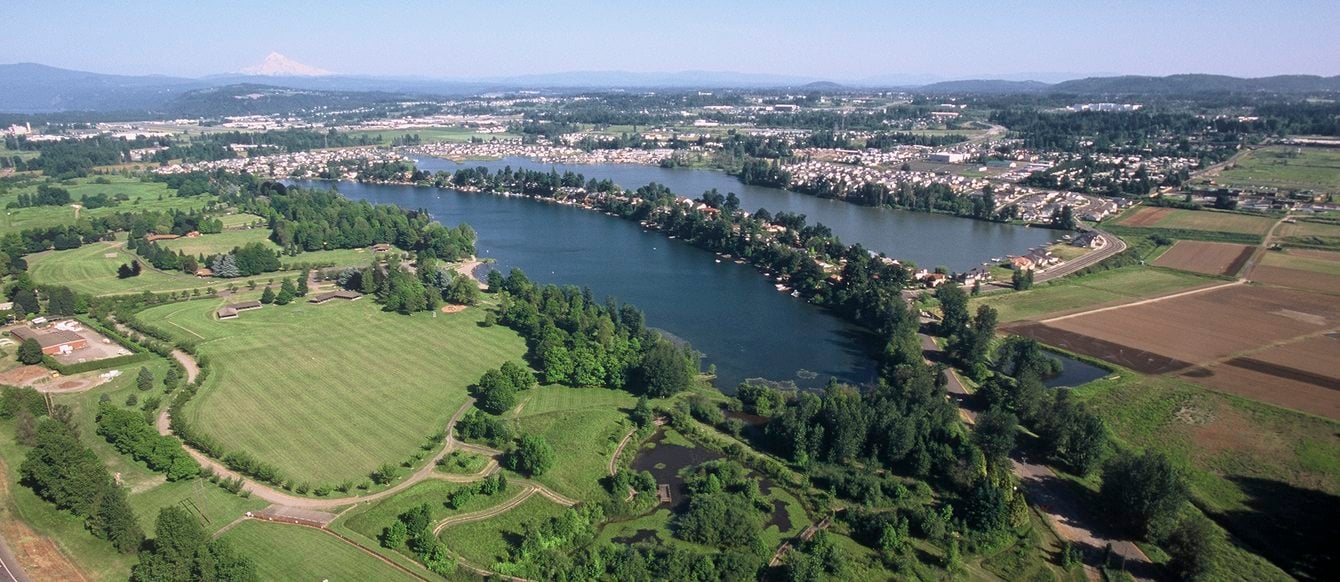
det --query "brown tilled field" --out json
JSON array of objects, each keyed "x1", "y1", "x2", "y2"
[
  {"x1": 1117, "y1": 206, "x2": 1172, "y2": 227},
  {"x1": 1249, "y1": 265, "x2": 1340, "y2": 295},
  {"x1": 1007, "y1": 284, "x2": 1340, "y2": 419},
  {"x1": 1154, "y1": 240, "x2": 1255, "y2": 276}
]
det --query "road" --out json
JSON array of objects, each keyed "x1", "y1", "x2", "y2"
[
  {"x1": 0, "y1": 537, "x2": 26, "y2": 582},
  {"x1": 1034, "y1": 227, "x2": 1127, "y2": 284}
]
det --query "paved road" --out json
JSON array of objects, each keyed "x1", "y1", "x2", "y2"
[
  {"x1": 1034, "y1": 227, "x2": 1127, "y2": 284},
  {"x1": 0, "y1": 536, "x2": 27, "y2": 582}
]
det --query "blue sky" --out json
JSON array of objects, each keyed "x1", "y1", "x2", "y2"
[{"x1": 4, "y1": 0, "x2": 1337, "y2": 79}]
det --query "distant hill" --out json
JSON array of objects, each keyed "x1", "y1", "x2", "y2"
[
  {"x1": 0, "y1": 63, "x2": 203, "y2": 113},
  {"x1": 915, "y1": 79, "x2": 1050, "y2": 94},
  {"x1": 164, "y1": 84, "x2": 406, "y2": 117},
  {"x1": 237, "y1": 52, "x2": 332, "y2": 77},
  {"x1": 1050, "y1": 74, "x2": 1340, "y2": 94}
]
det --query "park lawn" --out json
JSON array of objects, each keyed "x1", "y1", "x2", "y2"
[
  {"x1": 1210, "y1": 146, "x2": 1340, "y2": 192},
  {"x1": 1072, "y1": 369, "x2": 1335, "y2": 581},
  {"x1": 436, "y1": 495, "x2": 569, "y2": 567},
  {"x1": 27, "y1": 241, "x2": 288, "y2": 296},
  {"x1": 340, "y1": 479, "x2": 517, "y2": 542},
  {"x1": 972, "y1": 266, "x2": 1213, "y2": 322},
  {"x1": 1259, "y1": 249, "x2": 1340, "y2": 275},
  {"x1": 0, "y1": 176, "x2": 210, "y2": 235},
  {"x1": 139, "y1": 296, "x2": 527, "y2": 486},
  {"x1": 218, "y1": 212, "x2": 264, "y2": 229},
  {"x1": 220, "y1": 519, "x2": 420, "y2": 582},
  {"x1": 127, "y1": 478, "x2": 266, "y2": 536},
  {"x1": 157, "y1": 229, "x2": 280, "y2": 256},
  {"x1": 506, "y1": 385, "x2": 637, "y2": 502}
]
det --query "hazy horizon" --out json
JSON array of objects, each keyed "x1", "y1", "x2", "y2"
[{"x1": 4, "y1": 0, "x2": 1339, "y2": 80}]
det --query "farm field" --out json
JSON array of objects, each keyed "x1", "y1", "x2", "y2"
[
  {"x1": 436, "y1": 494, "x2": 569, "y2": 567},
  {"x1": 1075, "y1": 369, "x2": 1339, "y2": 580},
  {"x1": 220, "y1": 520, "x2": 419, "y2": 581},
  {"x1": 1115, "y1": 206, "x2": 1276, "y2": 236},
  {"x1": 27, "y1": 242, "x2": 290, "y2": 296},
  {"x1": 139, "y1": 295, "x2": 528, "y2": 485},
  {"x1": 1250, "y1": 248, "x2": 1340, "y2": 295},
  {"x1": 1278, "y1": 218, "x2": 1340, "y2": 249},
  {"x1": 0, "y1": 176, "x2": 210, "y2": 234},
  {"x1": 505, "y1": 385, "x2": 636, "y2": 502},
  {"x1": 1205, "y1": 146, "x2": 1340, "y2": 193},
  {"x1": 1153, "y1": 240, "x2": 1254, "y2": 276},
  {"x1": 971, "y1": 266, "x2": 1215, "y2": 322},
  {"x1": 1009, "y1": 284, "x2": 1340, "y2": 419}
]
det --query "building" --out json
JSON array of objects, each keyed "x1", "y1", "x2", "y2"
[
  {"x1": 371, "y1": 243, "x2": 393, "y2": 253},
  {"x1": 10, "y1": 326, "x2": 88, "y2": 355},
  {"x1": 308, "y1": 290, "x2": 363, "y2": 304},
  {"x1": 226, "y1": 300, "x2": 263, "y2": 311},
  {"x1": 145, "y1": 233, "x2": 181, "y2": 242},
  {"x1": 195, "y1": 267, "x2": 214, "y2": 277},
  {"x1": 216, "y1": 307, "x2": 239, "y2": 320},
  {"x1": 928, "y1": 152, "x2": 968, "y2": 164}
]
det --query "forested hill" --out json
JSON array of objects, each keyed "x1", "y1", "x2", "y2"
[{"x1": 1048, "y1": 74, "x2": 1340, "y2": 95}]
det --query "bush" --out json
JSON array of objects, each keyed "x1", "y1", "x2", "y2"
[{"x1": 505, "y1": 435, "x2": 555, "y2": 476}]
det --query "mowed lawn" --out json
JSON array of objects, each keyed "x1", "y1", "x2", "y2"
[
  {"x1": 1211, "y1": 146, "x2": 1340, "y2": 192},
  {"x1": 140, "y1": 297, "x2": 527, "y2": 485},
  {"x1": 221, "y1": 520, "x2": 419, "y2": 582},
  {"x1": 160, "y1": 228, "x2": 392, "y2": 268},
  {"x1": 27, "y1": 242, "x2": 291, "y2": 296},
  {"x1": 505, "y1": 385, "x2": 637, "y2": 502},
  {"x1": 0, "y1": 176, "x2": 210, "y2": 234},
  {"x1": 973, "y1": 266, "x2": 1215, "y2": 322}
]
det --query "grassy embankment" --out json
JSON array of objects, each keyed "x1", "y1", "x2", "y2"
[{"x1": 137, "y1": 295, "x2": 526, "y2": 486}]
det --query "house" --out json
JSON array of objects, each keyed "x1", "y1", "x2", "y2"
[
  {"x1": 216, "y1": 307, "x2": 239, "y2": 320},
  {"x1": 185, "y1": 231, "x2": 201, "y2": 238},
  {"x1": 371, "y1": 243, "x2": 393, "y2": 253},
  {"x1": 10, "y1": 326, "x2": 88, "y2": 355},
  {"x1": 1010, "y1": 256, "x2": 1035, "y2": 271},
  {"x1": 308, "y1": 290, "x2": 363, "y2": 304},
  {"x1": 1072, "y1": 232, "x2": 1102, "y2": 248},
  {"x1": 195, "y1": 267, "x2": 214, "y2": 278},
  {"x1": 226, "y1": 300, "x2": 262, "y2": 311}
]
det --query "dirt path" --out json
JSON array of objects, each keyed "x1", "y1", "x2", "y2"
[
  {"x1": 170, "y1": 350, "x2": 199, "y2": 384},
  {"x1": 607, "y1": 419, "x2": 665, "y2": 476},
  {"x1": 432, "y1": 486, "x2": 537, "y2": 534}
]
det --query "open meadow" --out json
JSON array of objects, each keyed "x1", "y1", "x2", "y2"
[
  {"x1": 971, "y1": 265, "x2": 1216, "y2": 322},
  {"x1": 159, "y1": 228, "x2": 391, "y2": 268},
  {"x1": 1205, "y1": 146, "x2": 1340, "y2": 193},
  {"x1": 505, "y1": 385, "x2": 636, "y2": 502},
  {"x1": 220, "y1": 520, "x2": 420, "y2": 581},
  {"x1": 27, "y1": 241, "x2": 291, "y2": 296},
  {"x1": 436, "y1": 494, "x2": 569, "y2": 567},
  {"x1": 139, "y1": 296, "x2": 528, "y2": 485},
  {"x1": 0, "y1": 176, "x2": 209, "y2": 234}
]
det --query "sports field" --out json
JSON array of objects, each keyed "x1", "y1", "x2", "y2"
[
  {"x1": 27, "y1": 242, "x2": 289, "y2": 296},
  {"x1": 139, "y1": 296, "x2": 527, "y2": 485},
  {"x1": 221, "y1": 520, "x2": 419, "y2": 581},
  {"x1": 972, "y1": 266, "x2": 1215, "y2": 322},
  {"x1": 0, "y1": 176, "x2": 209, "y2": 234},
  {"x1": 506, "y1": 385, "x2": 636, "y2": 502},
  {"x1": 1208, "y1": 146, "x2": 1340, "y2": 193}
]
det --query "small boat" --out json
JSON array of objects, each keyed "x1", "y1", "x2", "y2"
[{"x1": 715, "y1": 259, "x2": 722, "y2": 263}]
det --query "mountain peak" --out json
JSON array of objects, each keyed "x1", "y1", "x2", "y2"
[{"x1": 238, "y1": 52, "x2": 332, "y2": 77}]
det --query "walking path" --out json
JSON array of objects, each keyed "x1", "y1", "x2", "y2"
[{"x1": 432, "y1": 486, "x2": 538, "y2": 535}]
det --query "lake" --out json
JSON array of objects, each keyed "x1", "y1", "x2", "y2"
[{"x1": 414, "y1": 156, "x2": 1061, "y2": 272}]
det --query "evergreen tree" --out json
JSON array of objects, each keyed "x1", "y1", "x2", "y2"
[
  {"x1": 296, "y1": 270, "x2": 309, "y2": 296},
  {"x1": 18, "y1": 338, "x2": 44, "y2": 364},
  {"x1": 259, "y1": 287, "x2": 276, "y2": 304},
  {"x1": 137, "y1": 367, "x2": 154, "y2": 391}
]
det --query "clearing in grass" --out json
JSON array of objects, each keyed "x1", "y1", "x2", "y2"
[
  {"x1": 158, "y1": 228, "x2": 386, "y2": 268},
  {"x1": 339, "y1": 479, "x2": 516, "y2": 543},
  {"x1": 0, "y1": 176, "x2": 210, "y2": 234},
  {"x1": 221, "y1": 520, "x2": 420, "y2": 582},
  {"x1": 139, "y1": 296, "x2": 527, "y2": 485}
]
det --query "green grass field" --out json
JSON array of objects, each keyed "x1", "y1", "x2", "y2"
[
  {"x1": 0, "y1": 176, "x2": 209, "y2": 235},
  {"x1": 221, "y1": 520, "x2": 420, "y2": 581},
  {"x1": 340, "y1": 479, "x2": 516, "y2": 542},
  {"x1": 218, "y1": 213, "x2": 265, "y2": 229},
  {"x1": 505, "y1": 385, "x2": 636, "y2": 502},
  {"x1": 1153, "y1": 208, "x2": 1276, "y2": 235},
  {"x1": 27, "y1": 242, "x2": 290, "y2": 296},
  {"x1": 158, "y1": 229, "x2": 383, "y2": 268},
  {"x1": 1073, "y1": 369, "x2": 1335, "y2": 581},
  {"x1": 1208, "y1": 146, "x2": 1340, "y2": 193},
  {"x1": 437, "y1": 495, "x2": 569, "y2": 567},
  {"x1": 1259, "y1": 248, "x2": 1340, "y2": 275},
  {"x1": 139, "y1": 297, "x2": 527, "y2": 485},
  {"x1": 972, "y1": 266, "x2": 1215, "y2": 322}
]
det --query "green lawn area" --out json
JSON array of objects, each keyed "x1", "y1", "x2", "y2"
[
  {"x1": 218, "y1": 212, "x2": 264, "y2": 229},
  {"x1": 1153, "y1": 208, "x2": 1276, "y2": 235},
  {"x1": 340, "y1": 479, "x2": 517, "y2": 542},
  {"x1": 973, "y1": 266, "x2": 1215, "y2": 322},
  {"x1": 1208, "y1": 146, "x2": 1340, "y2": 192},
  {"x1": 437, "y1": 495, "x2": 569, "y2": 567},
  {"x1": 27, "y1": 241, "x2": 285, "y2": 296},
  {"x1": 505, "y1": 385, "x2": 636, "y2": 502},
  {"x1": 221, "y1": 520, "x2": 420, "y2": 581},
  {"x1": 1073, "y1": 369, "x2": 1336, "y2": 581},
  {"x1": 157, "y1": 229, "x2": 279, "y2": 256},
  {"x1": 348, "y1": 127, "x2": 522, "y2": 144},
  {"x1": 139, "y1": 296, "x2": 527, "y2": 486},
  {"x1": 0, "y1": 176, "x2": 210, "y2": 235}
]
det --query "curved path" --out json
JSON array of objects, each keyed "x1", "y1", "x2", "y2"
[{"x1": 431, "y1": 486, "x2": 539, "y2": 535}]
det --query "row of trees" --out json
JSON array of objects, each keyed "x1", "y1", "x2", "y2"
[{"x1": 95, "y1": 404, "x2": 199, "y2": 481}]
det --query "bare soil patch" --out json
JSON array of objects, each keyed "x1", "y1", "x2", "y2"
[
  {"x1": 1249, "y1": 265, "x2": 1340, "y2": 295},
  {"x1": 0, "y1": 365, "x2": 49, "y2": 386},
  {"x1": 1180, "y1": 362, "x2": 1340, "y2": 420},
  {"x1": 1153, "y1": 241, "x2": 1254, "y2": 276},
  {"x1": 1118, "y1": 206, "x2": 1172, "y2": 227},
  {"x1": 439, "y1": 304, "x2": 468, "y2": 314}
]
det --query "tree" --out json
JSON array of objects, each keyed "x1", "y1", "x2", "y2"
[
  {"x1": 935, "y1": 284, "x2": 970, "y2": 336},
  {"x1": 259, "y1": 287, "x2": 276, "y2": 304},
  {"x1": 296, "y1": 270, "x2": 309, "y2": 296},
  {"x1": 46, "y1": 287, "x2": 79, "y2": 316},
  {"x1": 506, "y1": 434, "x2": 555, "y2": 476},
  {"x1": 136, "y1": 367, "x2": 154, "y2": 391},
  {"x1": 973, "y1": 408, "x2": 1018, "y2": 466},
  {"x1": 631, "y1": 397, "x2": 654, "y2": 428},
  {"x1": 18, "y1": 338, "x2": 44, "y2": 364},
  {"x1": 636, "y1": 339, "x2": 694, "y2": 397},
  {"x1": 132, "y1": 506, "x2": 257, "y2": 581},
  {"x1": 500, "y1": 361, "x2": 535, "y2": 391},
  {"x1": 1100, "y1": 451, "x2": 1188, "y2": 538},
  {"x1": 1052, "y1": 205, "x2": 1076, "y2": 230},
  {"x1": 475, "y1": 368, "x2": 517, "y2": 414},
  {"x1": 163, "y1": 367, "x2": 180, "y2": 390},
  {"x1": 1163, "y1": 514, "x2": 1219, "y2": 581},
  {"x1": 118, "y1": 263, "x2": 135, "y2": 279},
  {"x1": 12, "y1": 288, "x2": 39, "y2": 315},
  {"x1": 444, "y1": 272, "x2": 481, "y2": 305},
  {"x1": 485, "y1": 269, "x2": 505, "y2": 292}
]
